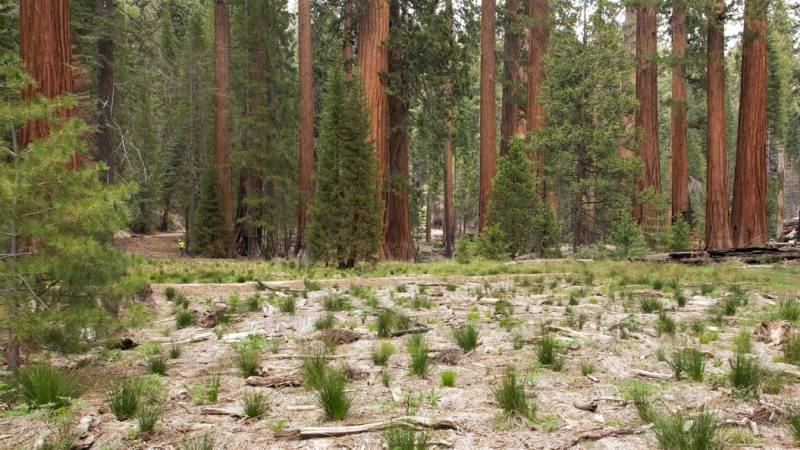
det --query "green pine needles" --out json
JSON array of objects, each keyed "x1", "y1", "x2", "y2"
[
  {"x1": 307, "y1": 63, "x2": 383, "y2": 269},
  {"x1": 192, "y1": 160, "x2": 230, "y2": 258}
]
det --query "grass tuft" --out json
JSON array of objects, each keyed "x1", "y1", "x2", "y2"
[
  {"x1": 164, "y1": 287, "x2": 177, "y2": 301},
  {"x1": 786, "y1": 405, "x2": 800, "y2": 445},
  {"x1": 383, "y1": 424, "x2": 428, "y2": 450},
  {"x1": 241, "y1": 390, "x2": 269, "y2": 418},
  {"x1": 232, "y1": 335, "x2": 264, "y2": 378},
  {"x1": 640, "y1": 297, "x2": 664, "y2": 313},
  {"x1": 441, "y1": 369, "x2": 457, "y2": 387},
  {"x1": 656, "y1": 312, "x2": 677, "y2": 336},
  {"x1": 535, "y1": 334, "x2": 565, "y2": 371},
  {"x1": 180, "y1": 433, "x2": 217, "y2": 450},
  {"x1": 733, "y1": 329, "x2": 752, "y2": 354},
  {"x1": 783, "y1": 335, "x2": 800, "y2": 365},
  {"x1": 315, "y1": 370, "x2": 353, "y2": 420},
  {"x1": 136, "y1": 398, "x2": 165, "y2": 433},
  {"x1": 452, "y1": 324, "x2": 480, "y2": 351},
  {"x1": 323, "y1": 294, "x2": 350, "y2": 311},
  {"x1": 665, "y1": 347, "x2": 705, "y2": 382},
  {"x1": 146, "y1": 355, "x2": 168, "y2": 376},
  {"x1": 779, "y1": 299, "x2": 800, "y2": 321},
  {"x1": 314, "y1": 313, "x2": 336, "y2": 330},
  {"x1": 652, "y1": 409, "x2": 723, "y2": 450},
  {"x1": 492, "y1": 366, "x2": 536, "y2": 422},
  {"x1": 169, "y1": 344, "x2": 182, "y2": 359},
  {"x1": 204, "y1": 372, "x2": 221, "y2": 403},
  {"x1": 279, "y1": 296, "x2": 296, "y2": 314},
  {"x1": 409, "y1": 338, "x2": 431, "y2": 377},
  {"x1": 302, "y1": 346, "x2": 331, "y2": 390},
  {"x1": 371, "y1": 342, "x2": 396, "y2": 366},
  {"x1": 730, "y1": 352, "x2": 762, "y2": 397},
  {"x1": 176, "y1": 310, "x2": 196, "y2": 329},
  {"x1": 17, "y1": 364, "x2": 80, "y2": 409},
  {"x1": 105, "y1": 377, "x2": 144, "y2": 420},
  {"x1": 580, "y1": 360, "x2": 595, "y2": 376}
]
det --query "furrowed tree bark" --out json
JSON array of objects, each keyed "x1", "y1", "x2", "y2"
[
  {"x1": 214, "y1": 1, "x2": 233, "y2": 249},
  {"x1": 528, "y1": 0, "x2": 548, "y2": 201},
  {"x1": 479, "y1": 0, "x2": 496, "y2": 232},
  {"x1": 705, "y1": 2, "x2": 733, "y2": 250},
  {"x1": 634, "y1": 4, "x2": 661, "y2": 228},
  {"x1": 296, "y1": 0, "x2": 314, "y2": 255},
  {"x1": 358, "y1": 0, "x2": 390, "y2": 252},
  {"x1": 344, "y1": 0, "x2": 353, "y2": 81},
  {"x1": 19, "y1": 0, "x2": 75, "y2": 166},
  {"x1": 443, "y1": 0, "x2": 455, "y2": 256},
  {"x1": 731, "y1": 0, "x2": 768, "y2": 247},
  {"x1": 670, "y1": 0, "x2": 688, "y2": 224},
  {"x1": 97, "y1": 0, "x2": 115, "y2": 184},
  {"x1": 385, "y1": 0, "x2": 416, "y2": 262},
  {"x1": 777, "y1": 148, "x2": 785, "y2": 238},
  {"x1": 500, "y1": 0, "x2": 521, "y2": 157},
  {"x1": 619, "y1": 7, "x2": 636, "y2": 160}
]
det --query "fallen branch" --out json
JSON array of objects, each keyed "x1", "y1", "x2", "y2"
[
  {"x1": 246, "y1": 374, "x2": 302, "y2": 388},
  {"x1": 390, "y1": 327, "x2": 432, "y2": 337},
  {"x1": 555, "y1": 426, "x2": 647, "y2": 450},
  {"x1": 274, "y1": 416, "x2": 460, "y2": 440},
  {"x1": 631, "y1": 369, "x2": 673, "y2": 381},
  {"x1": 200, "y1": 407, "x2": 243, "y2": 418}
]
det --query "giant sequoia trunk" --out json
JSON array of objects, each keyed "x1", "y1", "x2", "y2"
[
  {"x1": 358, "y1": 0, "x2": 390, "y2": 248},
  {"x1": 705, "y1": 2, "x2": 733, "y2": 250},
  {"x1": 296, "y1": 0, "x2": 314, "y2": 254},
  {"x1": 385, "y1": 0, "x2": 416, "y2": 262},
  {"x1": 670, "y1": 0, "x2": 688, "y2": 224},
  {"x1": 528, "y1": 0, "x2": 548, "y2": 201},
  {"x1": 500, "y1": 0, "x2": 521, "y2": 157},
  {"x1": 619, "y1": 7, "x2": 636, "y2": 159},
  {"x1": 731, "y1": 0, "x2": 768, "y2": 247},
  {"x1": 634, "y1": 5, "x2": 661, "y2": 227},
  {"x1": 97, "y1": 0, "x2": 115, "y2": 184},
  {"x1": 214, "y1": 1, "x2": 233, "y2": 244},
  {"x1": 478, "y1": 0, "x2": 496, "y2": 232}
]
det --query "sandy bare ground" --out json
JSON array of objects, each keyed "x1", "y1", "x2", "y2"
[{"x1": 4, "y1": 269, "x2": 800, "y2": 449}]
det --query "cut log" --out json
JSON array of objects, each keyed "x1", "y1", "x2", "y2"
[
  {"x1": 274, "y1": 416, "x2": 460, "y2": 440},
  {"x1": 631, "y1": 369, "x2": 673, "y2": 381}
]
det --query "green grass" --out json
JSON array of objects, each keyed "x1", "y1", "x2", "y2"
[
  {"x1": 314, "y1": 313, "x2": 336, "y2": 330},
  {"x1": 396, "y1": 283, "x2": 408, "y2": 293},
  {"x1": 371, "y1": 342, "x2": 396, "y2": 366},
  {"x1": 666, "y1": 347, "x2": 705, "y2": 382},
  {"x1": 722, "y1": 295, "x2": 741, "y2": 316},
  {"x1": 733, "y1": 329, "x2": 752, "y2": 354},
  {"x1": 204, "y1": 372, "x2": 221, "y2": 403},
  {"x1": 315, "y1": 370, "x2": 352, "y2": 420},
  {"x1": 406, "y1": 333, "x2": 424, "y2": 354},
  {"x1": 302, "y1": 347, "x2": 331, "y2": 390},
  {"x1": 323, "y1": 294, "x2": 350, "y2": 311},
  {"x1": 652, "y1": 409, "x2": 723, "y2": 450},
  {"x1": 441, "y1": 369, "x2": 457, "y2": 387},
  {"x1": 700, "y1": 283, "x2": 716, "y2": 295},
  {"x1": 446, "y1": 283, "x2": 457, "y2": 292},
  {"x1": 176, "y1": 310, "x2": 197, "y2": 329},
  {"x1": 232, "y1": 336, "x2": 265, "y2": 378},
  {"x1": 377, "y1": 309, "x2": 395, "y2": 338},
  {"x1": 304, "y1": 278, "x2": 324, "y2": 292},
  {"x1": 383, "y1": 424, "x2": 428, "y2": 450},
  {"x1": 409, "y1": 341, "x2": 431, "y2": 377},
  {"x1": 169, "y1": 344, "x2": 182, "y2": 359},
  {"x1": 164, "y1": 287, "x2": 177, "y2": 301},
  {"x1": 492, "y1": 366, "x2": 536, "y2": 422},
  {"x1": 180, "y1": 433, "x2": 217, "y2": 450},
  {"x1": 147, "y1": 355, "x2": 169, "y2": 375},
  {"x1": 675, "y1": 289, "x2": 687, "y2": 307},
  {"x1": 535, "y1": 334, "x2": 565, "y2": 371},
  {"x1": 241, "y1": 390, "x2": 269, "y2": 418},
  {"x1": 779, "y1": 299, "x2": 800, "y2": 321},
  {"x1": 580, "y1": 360, "x2": 595, "y2": 376},
  {"x1": 279, "y1": 296, "x2": 296, "y2": 314},
  {"x1": 640, "y1": 297, "x2": 664, "y2": 313},
  {"x1": 786, "y1": 405, "x2": 800, "y2": 445},
  {"x1": 729, "y1": 352, "x2": 762, "y2": 397},
  {"x1": 138, "y1": 341, "x2": 163, "y2": 356},
  {"x1": 136, "y1": 398, "x2": 165, "y2": 433},
  {"x1": 656, "y1": 312, "x2": 677, "y2": 336},
  {"x1": 783, "y1": 335, "x2": 800, "y2": 365},
  {"x1": 246, "y1": 294, "x2": 262, "y2": 311},
  {"x1": 105, "y1": 377, "x2": 144, "y2": 420},
  {"x1": 699, "y1": 331, "x2": 719, "y2": 344},
  {"x1": 452, "y1": 324, "x2": 480, "y2": 351},
  {"x1": 627, "y1": 381, "x2": 656, "y2": 423}
]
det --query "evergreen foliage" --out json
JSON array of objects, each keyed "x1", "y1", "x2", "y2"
[
  {"x1": 192, "y1": 160, "x2": 230, "y2": 257},
  {"x1": 308, "y1": 64, "x2": 383, "y2": 269},
  {"x1": 0, "y1": 55, "x2": 132, "y2": 367},
  {"x1": 609, "y1": 211, "x2": 650, "y2": 259},
  {"x1": 668, "y1": 216, "x2": 692, "y2": 252}
]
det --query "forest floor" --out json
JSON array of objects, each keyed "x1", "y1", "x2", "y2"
[{"x1": 4, "y1": 241, "x2": 800, "y2": 450}]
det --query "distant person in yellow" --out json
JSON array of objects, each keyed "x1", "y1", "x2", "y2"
[{"x1": 178, "y1": 238, "x2": 186, "y2": 256}]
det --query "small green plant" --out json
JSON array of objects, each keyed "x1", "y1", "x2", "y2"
[
  {"x1": 383, "y1": 424, "x2": 429, "y2": 450},
  {"x1": 380, "y1": 368, "x2": 391, "y2": 387},
  {"x1": 314, "y1": 313, "x2": 336, "y2": 330},
  {"x1": 323, "y1": 294, "x2": 350, "y2": 311},
  {"x1": 652, "y1": 409, "x2": 723, "y2": 450},
  {"x1": 241, "y1": 390, "x2": 269, "y2": 418},
  {"x1": 783, "y1": 335, "x2": 800, "y2": 365},
  {"x1": 640, "y1": 297, "x2": 663, "y2": 313},
  {"x1": 492, "y1": 366, "x2": 536, "y2": 422},
  {"x1": 180, "y1": 433, "x2": 217, "y2": 450},
  {"x1": 164, "y1": 287, "x2": 177, "y2": 302},
  {"x1": 16, "y1": 365, "x2": 80, "y2": 409},
  {"x1": 396, "y1": 283, "x2": 408, "y2": 293},
  {"x1": 446, "y1": 283, "x2": 457, "y2": 292},
  {"x1": 176, "y1": 310, "x2": 197, "y2": 329},
  {"x1": 651, "y1": 279, "x2": 664, "y2": 291},
  {"x1": 675, "y1": 289, "x2": 687, "y2": 307},
  {"x1": 147, "y1": 355, "x2": 168, "y2": 376},
  {"x1": 377, "y1": 309, "x2": 395, "y2": 338},
  {"x1": 302, "y1": 346, "x2": 331, "y2": 390},
  {"x1": 424, "y1": 388, "x2": 441, "y2": 408},
  {"x1": 699, "y1": 331, "x2": 719, "y2": 344},
  {"x1": 204, "y1": 372, "x2": 221, "y2": 403},
  {"x1": 136, "y1": 397, "x2": 165, "y2": 433},
  {"x1": 729, "y1": 352, "x2": 761, "y2": 397},
  {"x1": 304, "y1": 278, "x2": 324, "y2": 292},
  {"x1": 690, "y1": 319, "x2": 706, "y2": 334},
  {"x1": 441, "y1": 369, "x2": 457, "y2": 387},
  {"x1": 722, "y1": 295, "x2": 741, "y2": 316},
  {"x1": 779, "y1": 299, "x2": 800, "y2": 321},
  {"x1": 279, "y1": 296, "x2": 296, "y2": 314},
  {"x1": 733, "y1": 329, "x2": 752, "y2": 354},
  {"x1": 666, "y1": 347, "x2": 705, "y2": 382},
  {"x1": 138, "y1": 341, "x2": 163, "y2": 356},
  {"x1": 535, "y1": 334, "x2": 565, "y2": 371},
  {"x1": 246, "y1": 295, "x2": 262, "y2": 311},
  {"x1": 232, "y1": 335, "x2": 265, "y2": 378},
  {"x1": 315, "y1": 370, "x2": 352, "y2": 420},
  {"x1": 509, "y1": 331, "x2": 524, "y2": 350},
  {"x1": 407, "y1": 333, "x2": 424, "y2": 354},
  {"x1": 580, "y1": 360, "x2": 595, "y2": 376},
  {"x1": 409, "y1": 340, "x2": 431, "y2": 377},
  {"x1": 105, "y1": 377, "x2": 144, "y2": 421},
  {"x1": 169, "y1": 344, "x2": 182, "y2": 359},
  {"x1": 452, "y1": 324, "x2": 480, "y2": 351},
  {"x1": 700, "y1": 283, "x2": 715, "y2": 295},
  {"x1": 454, "y1": 236, "x2": 472, "y2": 264},
  {"x1": 656, "y1": 312, "x2": 677, "y2": 336},
  {"x1": 371, "y1": 342, "x2": 396, "y2": 366},
  {"x1": 785, "y1": 405, "x2": 800, "y2": 445}
]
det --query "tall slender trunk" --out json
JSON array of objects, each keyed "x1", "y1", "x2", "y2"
[
  {"x1": 705, "y1": 2, "x2": 732, "y2": 250},
  {"x1": 297, "y1": 0, "x2": 314, "y2": 254},
  {"x1": 731, "y1": 0, "x2": 768, "y2": 247},
  {"x1": 425, "y1": 191, "x2": 432, "y2": 243},
  {"x1": 479, "y1": 0, "x2": 496, "y2": 232},
  {"x1": 385, "y1": 0, "x2": 417, "y2": 261},
  {"x1": 619, "y1": 7, "x2": 636, "y2": 159},
  {"x1": 443, "y1": 0, "x2": 455, "y2": 256},
  {"x1": 777, "y1": 147, "x2": 785, "y2": 238},
  {"x1": 670, "y1": 0, "x2": 688, "y2": 224},
  {"x1": 214, "y1": 1, "x2": 233, "y2": 248},
  {"x1": 634, "y1": 5, "x2": 661, "y2": 227},
  {"x1": 344, "y1": 0, "x2": 353, "y2": 81},
  {"x1": 500, "y1": 0, "x2": 520, "y2": 157},
  {"x1": 358, "y1": 0, "x2": 390, "y2": 252},
  {"x1": 528, "y1": 0, "x2": 548, "y2": 201},
  {"x1": 97, "y1": 0, "x2": 115, "y2": 184}
]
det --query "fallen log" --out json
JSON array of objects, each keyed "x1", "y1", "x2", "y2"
[
  {"x1": 631, "y1": 369, "x2": 673, "y2": 381},
  {"x1": 669, "y1": 247, "x2": 800, "y2": 264},
  {"x1": 274, "y1": 416, "x2": 460, "y2": 440},
  {"x1": 390, "y1": 327, "x2": 432, "y2": 337},
  {"x1": 245, "y1": 374, "x2": 302, "y2": 388},
  {"x1": 199, "y1": 407, "x2": 243, "y2": 418},
  {"x1": 555, "y1": 426, "x2": 648, "y2": 450},
  {"x1": 572, "y1": 400, "x2": 598, "y2": 412}
]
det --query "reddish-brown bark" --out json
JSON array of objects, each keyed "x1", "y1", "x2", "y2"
[
  {"x1": 528, "y1": 0, "x2": 548, "y2": 200},
  {"x1": 619, "y1": 7, "x2": 636, "y2": 159},
  {"x1": 634, "y1": 5, "x2": 661, "y2": 227},
  {"x1": 731, "y1": 0, "x2": 768, "y2": 247},
  {"x1": 358, "y1": 0, "x2": 390, "y2": 247},
  {"x1": 214, "y1": 1, "x2": 233, "y2": 241},
  {"x1": 500, "y1": 0, "x2": 521, "y2": 157},
  {"x1": 670, "y1": 0, "x2": 688, "y2": 223},
  {"x1": 479, "y1": 0, "x2": 496, "y2": 232},
  {"x1": 296, "y1": 0, "x2": 314, "y2": 254},
  {"x1": 344, "y1": 0, "x2": 354, "y2": 81},
  {"x1": 19, "y1": 0, "x2": 75, "y2": 167},
  {"x1": 444, "y1": 0, "x2": 455, "y2": 254},
  {"x1": 705, "y1": 2, "x2": 733, "y2": 250}
]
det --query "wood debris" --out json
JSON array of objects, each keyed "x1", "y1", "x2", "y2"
[{"x1": 274, "y1": 416, "x2": 460, "y2": 440}]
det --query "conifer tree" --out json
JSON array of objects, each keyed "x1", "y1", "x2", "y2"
[
  {"x1": 308, "y1": 64, "x2": 383, "y2": 268},
  {"x1": 193, "y1": 157, "x2": 230, "y2": 258}
]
